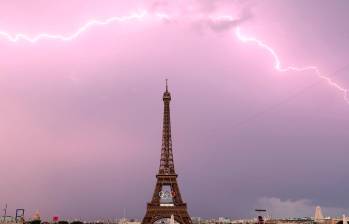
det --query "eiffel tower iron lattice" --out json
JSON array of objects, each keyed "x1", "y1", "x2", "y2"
[{"x1": 142, "y1": 81, "x2": 192, "y2": 224}]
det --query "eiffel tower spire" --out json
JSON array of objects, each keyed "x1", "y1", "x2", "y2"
[{"x1": 159, "y1": 79, "x2": 175, "y2": 175}]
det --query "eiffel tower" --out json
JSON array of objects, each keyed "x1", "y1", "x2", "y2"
[{"x1": 142, "y1": 81, "x2": 192, "y2": 224}]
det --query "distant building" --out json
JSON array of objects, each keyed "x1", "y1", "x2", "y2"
[
  {"x1": 218, "y1": 217, "x2": 231, "y2": 224},
  {"x1": 31, "y1": 210, "x2": 41, "y2": 221},
  {"x1": 315, "y1": 206, "x2": 324, "y2": 222},
  {"x1": 119, "y1": 218, "x2": 141, "y2": 224}
]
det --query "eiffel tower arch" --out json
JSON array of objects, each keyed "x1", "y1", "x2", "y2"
[{"x1": 142, "y1": 81, "x2": 192, "y2": 224}]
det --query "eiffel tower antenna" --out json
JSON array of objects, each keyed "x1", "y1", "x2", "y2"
[{"x1": 142, "y1": 84, "x2": 192, "y2": 224}]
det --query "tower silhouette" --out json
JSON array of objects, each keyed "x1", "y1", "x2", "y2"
[{"x1": 142, "y1": 81, "x2": 192, "y2": 224}]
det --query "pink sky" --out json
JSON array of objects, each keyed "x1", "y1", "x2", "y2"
[{"x1": 0, "y1": 0, "x2": 349, "y2": 220}]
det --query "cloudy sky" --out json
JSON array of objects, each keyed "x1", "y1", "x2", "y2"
[{"x1": 0, "y1": 0, "x2": 349, "y2": 220}]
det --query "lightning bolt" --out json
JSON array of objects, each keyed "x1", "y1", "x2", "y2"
[
  {"x1": 0, "y1": 11, "x2": 347, "y2": 104},
  {"x1": 234, "y1": 26, "x2": 349, "y2": 104},
  {"x1": 0, "y1": 11, "x2": 147, "y2": 43}
]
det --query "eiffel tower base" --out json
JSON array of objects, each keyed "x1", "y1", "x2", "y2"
[{"x1": 142, "y1": 203, "x2": 192, "y2": 224}]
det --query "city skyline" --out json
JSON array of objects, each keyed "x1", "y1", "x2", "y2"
[{"x1": 0, "y1": 0, "x2": 349, "y2": 220}]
